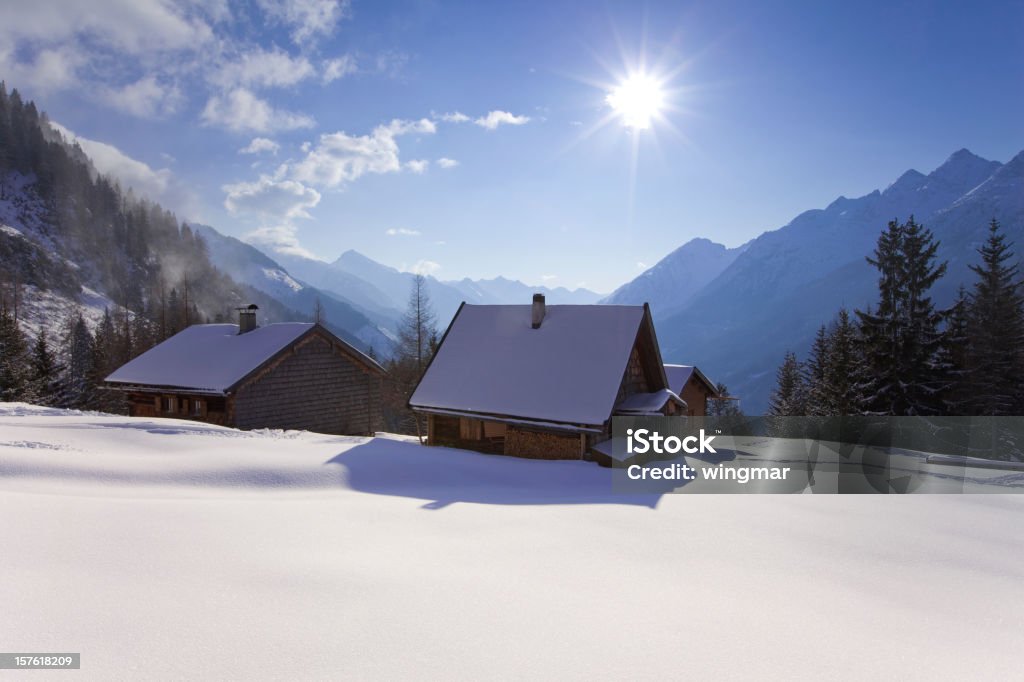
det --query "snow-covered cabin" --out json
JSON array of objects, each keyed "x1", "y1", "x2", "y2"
[
  {"x1": 106, "y1": 306, "x2": 386, "y2": 435},
  {"x1": 408, "y1": 295, "x2": 685, "y2": 463},
  {"x1": 664, "y1": 364, "x2": 719, "y2": 417}
]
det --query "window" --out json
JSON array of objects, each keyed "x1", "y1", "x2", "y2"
[
  {"x1": 191, "y1": 399, "x2": 202, "y2": 417},
  {"x1": 161, "y1": 397, "x2": 175, "y2": 414}
]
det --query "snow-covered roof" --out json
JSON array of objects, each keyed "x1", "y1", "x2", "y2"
[
  {"x1": 106, "y1": 323, "x2": 318, "y2": 394},
  {"x1": 614, "y1": 388, "x2": 686, "y2": 416},
  {"x1": 664, "y1": 364, "x2": 717, "y2": 396},
  {"x1": 410, "y1": 304, "x2": 649, "y2": 426}
]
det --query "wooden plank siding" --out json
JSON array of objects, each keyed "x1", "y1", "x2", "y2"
[{"x1": 232, "y1": 331, "x2": 382, "y2": 435}]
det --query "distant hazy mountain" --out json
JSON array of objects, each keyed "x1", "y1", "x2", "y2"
[
  {"x1": 601, "y1": 237, "x2": 748, "y2": 317},
  {"x1": 647, "y1": 148, "x2": 1022, "y2": 413},
  {"x1": 193, "y1": 225, "x2": 396, "y2": 354},
  {"x1": 447, "y1": 276, "x2": 603, "y2": 307},
  {"x1": 273, "y1": 248, "x2": 604, "y2": 330}
]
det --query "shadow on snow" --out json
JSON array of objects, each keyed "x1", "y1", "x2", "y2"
[{"x1": 326, "y1": 438, "x2": 672, "y2": 510}]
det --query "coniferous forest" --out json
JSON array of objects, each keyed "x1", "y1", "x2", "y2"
[{"x1": 768, "y1": 216, "x2": 1024, "y2": 418}]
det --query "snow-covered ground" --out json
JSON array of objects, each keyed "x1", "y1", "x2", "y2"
[{"x1": 2, "y1": 403, "x2": 1023, "y2": 680}]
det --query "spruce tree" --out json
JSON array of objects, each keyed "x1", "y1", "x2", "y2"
[
  {"x1": 0, "y1": 303, "x2": 30, "y2": 401},
  {"x1": 768, "y1": 351, "x2": 807, "y2": 417},
  {"x1": 857, "y1": 217, "x2": 948, "y2": 415},
  {"x1": 822, "y1": 308, "x2": 866, "y2": 416},
  {"x1": 30, "y1": 329, "x2": 61, "y2": 406},
  {"x1": 965, "y1": 219, "x2": 1024, "y2": 415},
  {"x1": 804, "y1": 325, "x2": 831, "y2": 416}
]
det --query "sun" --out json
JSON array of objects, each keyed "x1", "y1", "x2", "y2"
[{"x1": 605, "y1": 72, "x2": 666, "y2": 131}]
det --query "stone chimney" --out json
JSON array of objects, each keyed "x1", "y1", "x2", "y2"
[
  {"x1": 237, "y1": 304, "x2": 259, "y2": 334},
  {"x1": 531, "y1": 293, "x2": 546, "y2": 329}
]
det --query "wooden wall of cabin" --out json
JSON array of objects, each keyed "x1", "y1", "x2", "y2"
[
  {"x1": 129, "y1": 393, "x2": 229, "y2": 425},
  {"x1": 681, "y1": 380, "x2": 712, "y2": 417},
  {"x1": 504, "y1": 426, "x2": 583, "y2": 460},
  {"x1": 615, "y1": 346, "x2": 650, "y2": 404},
  {"x1": 232, "y1": 332, "x2": 383, "y2": 435}
]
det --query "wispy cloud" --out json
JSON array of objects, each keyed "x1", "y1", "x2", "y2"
[
  {"x1": 474, "y1": 110, "x2": 530, "y2": 130},
  {"x1": 439, "y1": 111, "x2": 470, "y2": 123},
  {"x1": 209, "y1": 47, "x2": 316, "y2": 89},
  {"x1": 437, "y1": 157, "x2": 459, "y2": 169},
  {"x1": 256, "y1": 0, "x2": 351, "y2": 46},
  {"x1": 239, "y1": 137, "x2": 280, "y2": 155},
  {"x1": 386, "y1": 228, "x2": 421, "y2": 237},
  {"x1": 103, "y1": 76, "x2": 182, "y2": 118},
  {"x1": 405, "y1": 159, "x2": 429, "y2": 174},
  {"x1": 224, "y1": 176, "x2": 321, "y2": 221},
  {"x1": 409, "y1": 259, "x2": 441, "y2": 276},
  {"x1": 322, "y1": 54, "x2": 357, "y2": 83},
  {"x1": 289, "y1": 118, "x2": 435, "y2": 187},
  {"x1": 201, "y1": 88, "x2": 315, "y2": 133}
]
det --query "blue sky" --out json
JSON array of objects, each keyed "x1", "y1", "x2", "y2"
[{"x1": 3, "y1": 0, "x2": 1023, "y2": 292}]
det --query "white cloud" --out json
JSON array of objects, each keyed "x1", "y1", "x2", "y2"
[
  {"x1": 103, "y1": 76, "x2": 182, "y2": 118},
  {"x1": 386, "y1": 228, "x2": 421, "y2": 237},
  {"x1": 409, "y1": 260, "x2": 441, "y2": 276},
  {"x1": 201, "y1": 88, "x2": 315, "y2": 133},
  {"x1": 405, "y1": 159, "x2": 429, "y2": 174},
  {"x1": 289, "y1": 118, "x2": 435, "y2": 187},
  {"x1": 223, "y1": 176, "x2": 321, "y2": 221},
  {"x1": 437, "y1": 157, "x2": 459, "y2": 169},
  {"x1": 439, "y1": 111, "x2": 470, "y2": 123},
  {"x1": 474, "y1": 110, "x2": 530, "y2": 130},
  {"x1": 636, "y1": 262, "x2": 648, "y2": 270},
  {"x1": 0, "y1": 1, "x2": 212, "y2": 56},
  {"x1": 244, "y1": 224, "x2": 318, "y2": 259},
  {"x1": 210, "y1": 47, "x2": 316, "y2": 89},
  {"x1": 322, "y1": 54, "x2": 357, "y2": 83},
  {"x1": 540, "y1": 275, "x2": 557, "y2": 282},
  {"x1": 239, "y1": 137, "x2": 280, "y2": 155},
  {"x1": 0, "y1": 44, "x2": 87, "y2": 93},
  {"x1": 257, "y1": 0, "x2": 351, "y2": 46}
]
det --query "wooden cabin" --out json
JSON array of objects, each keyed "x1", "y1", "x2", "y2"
[
  {"x1": 106, "y1": 306, "x2": 385, "y2": 435},
  {"x1": 408, "y1": 295, "x2": 685, "y2": 464},
  {"x1": 664, "y1": 364, "x2": 719, "y2": 417}
]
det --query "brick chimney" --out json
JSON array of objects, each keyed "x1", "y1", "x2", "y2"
[
  {"x1": 531, "y1": 293, "x2": 546, "y2": 329},
  {"x1": 237, "y1": 304, "x2": 259, "y2": 334}
]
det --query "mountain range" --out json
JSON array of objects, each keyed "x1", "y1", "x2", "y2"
[
  {"x1": 4, "y1": 83, "x2": 1022, "y2": 413},
  {"x1": 608, "y1": 148, "x2": 1024, "y2": 412}
]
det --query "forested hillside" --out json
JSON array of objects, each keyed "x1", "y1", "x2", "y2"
[{"x1": 0, "y1": 82, "x2": 366, "y2": 410}]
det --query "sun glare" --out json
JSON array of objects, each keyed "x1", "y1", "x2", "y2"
[{"x1": 606, "y1": 72, "x2": 666, "y2": 131}]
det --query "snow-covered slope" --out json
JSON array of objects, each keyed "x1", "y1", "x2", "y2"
[
  {"x1": 2, "y1": 404, "x2": 1022, "y2": 679},
  {"x1": 653, "y1": 148, "x2": 1024, "y2": 412}
]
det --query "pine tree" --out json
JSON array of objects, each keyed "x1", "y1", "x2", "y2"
[
  {"x1": 30, "y1": 329, "x2": 61, "y2": 406},
  {"x1": 62, "y1": 313, "x2": 93, "y2": 408},
  {"x1": 0, "y1": 302, "x2": 30, "y2": 400},
  {"x1": 857, "y1": 217, "x2": 948, "y2": 415},
  {"x1": 939, "y1": 286, "x2": 971, "y2": 414},
  {"x1": 965, "y1": 219, "x2": 1024, "y2": 415},
  {"x1": 803, "y1": 325, "x2": 831, "y2": 416},
  {"x1": 822, "y1": 308, "x2": 866, "y2": 416},
  {"x1": 768, "y1": 351, "x2": 807, "y2": 417}
]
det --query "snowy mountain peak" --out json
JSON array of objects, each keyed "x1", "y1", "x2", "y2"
[
  {"x1": 928, "y1": 148, "x2": 1001, "y2": 190},
  {"x1": 883, "y1": 169, "x2": 927, "y2": 195}
]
